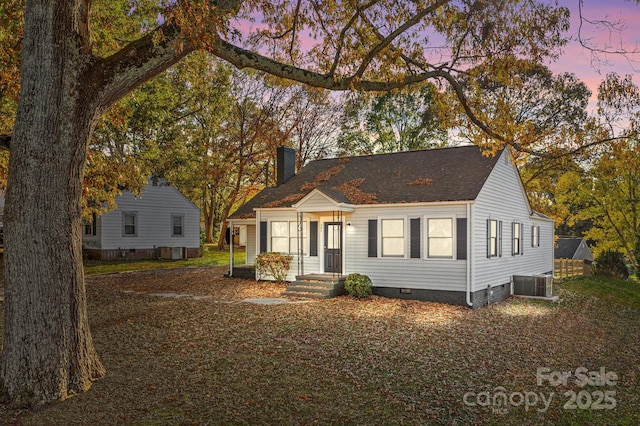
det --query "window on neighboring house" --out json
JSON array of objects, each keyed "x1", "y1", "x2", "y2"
[
  {"x1": 172, "y1": 214, "x2": 184, "y2": 237},
  {"x1": 487, "y1": 219, "x2": 501, "y2": 257},
  {"x1": 123, "y1": 212, "x2": 137, "y2": 236},
  {"x1": 512, "y1": 222, "x2": 523, "y2": 255},
  {"x1": 531, "y1": 225, "x2": 540, "y2": 247},
  {"x1": 381, "y1": 218, "x2": 405, "y2": 257},
  {"x1": 427, "y1": 218, "x2": 453, "y2": 258},
  {"x1": 84, "y1": 212, "x2": 97, "y2": 236}
]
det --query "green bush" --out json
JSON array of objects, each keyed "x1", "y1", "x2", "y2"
[
  {"x1": 592, "y1": 250, "x2": 629, "y2": 280},
  {"x1": 255, "y1": 252, "x2": 293, "y2": 282},
  {"x1": 345, "y1": 273, "x2": 373, "y2": 298}
]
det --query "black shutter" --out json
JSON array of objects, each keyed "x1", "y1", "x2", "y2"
[
  {"x1": 457, "y1": 218, "x2": 467, "y2": 260},
  {"x1": 259, "y1": 221, "x2": 267, "y2": 253},
  {"x1": 368, "y1": 219, "x2": 377, "y2": 257},
  {"x1": 410, "y1": 218, "x2": 421, "y2": 258},
  {"x1": 486, "y1": 219, "x2": 491, "y2": 258},
  {"x1": 309, "y1": 221, "x2": 318, "y2": 256},
  {"x1": 512, "y1": 222, "x2": 516, "y2": 256},
  {"x1": 520, "y1": 223, "x2": 524, "y2": 255},
  {"x1": 92, "y1": 212, "x2": 97, "y2": 236},
  {"x1": 498, "y1": 221, "x2": 503, "y2": 257}
]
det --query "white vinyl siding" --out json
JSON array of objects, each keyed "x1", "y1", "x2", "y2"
[
  {"x1": 347, "y1": 204, "x2": 468, "y2": 292},
  {"x1": 473, "y1": 150, "x2": 555, "y2": 292},
  {"x1": 91, "y1": 180, "x2": 200, "y2": 250},
  {"x1": 381, "y1": 218, "x2": 405, "y2": 257},
  {"x1": 427, "y1": 218, "x2": 453, "y2": 258},
  {"x1": 258, "y1": 210, "x2": 321, "y2": 281},
  {"x1": 246, "y1": 224, "x2": 257, "y2": 266}
]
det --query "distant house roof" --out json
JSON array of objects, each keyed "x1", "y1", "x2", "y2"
[
  {"x1": 231, "y1": 146, "x2": 502, "y2": 219},
  {"x1": 555, "y1": 237, "x2": 594, "y2": 263}
]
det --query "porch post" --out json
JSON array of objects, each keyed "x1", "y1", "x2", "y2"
[{"x1": 297, "y1": 211, "x2": 304, "y2": 277}]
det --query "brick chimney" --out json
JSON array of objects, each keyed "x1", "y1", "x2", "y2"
[{"x1": 276, "y1": 146, "x2": 296, "y2": 186}]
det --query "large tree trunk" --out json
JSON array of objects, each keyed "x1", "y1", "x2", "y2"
[
  {"x1": 0, "y1": 2, "x2": 105, "y2": 406},
  {"x1": 1, "y1": 0, "x2": 191, "y2": 405}
]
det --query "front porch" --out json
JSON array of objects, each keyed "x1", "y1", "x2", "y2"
[{"x1": 283, "y1": 274, "x2": 347, "y2": 299}]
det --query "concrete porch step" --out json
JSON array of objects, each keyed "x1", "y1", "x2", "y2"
[
  {"x1": 284, "y1": 275, "x2": 347, "y2": 299},
  {"x1": 282, "y1": 290, "x2": 333, "y2": 299}
]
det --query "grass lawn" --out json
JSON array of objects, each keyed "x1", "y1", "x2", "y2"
[
  {"x1": 0, "y1": 271, "x2": 638, "y2": 425},
  {"x1": 83, "y1": 246, "x2": 246, "y2": 275}
]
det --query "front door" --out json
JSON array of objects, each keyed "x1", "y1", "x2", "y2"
[{"x1": 324, "y1": 222, "x2": 342, "y2": 274}]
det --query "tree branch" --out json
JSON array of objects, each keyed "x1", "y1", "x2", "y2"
[
  {"x1": 0, "y1": 134, "x2": 10, "y2": 151},
  {"x1": 91, "y1": 0, "x2": 244, "y2": 111},
  {"x1": 94, "y1": 22, "x2": 194, "y2": 110},
  {"x1": 353, "y1": 0, "x2": 450, "y2": 81},
  {"x1": 210, "y1": 38, "x2": 441, "y2": 90}
]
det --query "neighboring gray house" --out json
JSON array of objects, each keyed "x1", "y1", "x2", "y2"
[
  {"x1": 555, "y1": 237, "x2": 594, "y2": 264},
  {"x1": 229, "y1": 146, "x2": 555, "y2": 308},
  {"x1": 83, "y1": 179, "x2": 200, "y2": 260}
]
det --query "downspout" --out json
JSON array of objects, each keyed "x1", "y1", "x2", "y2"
[{"x1": 466, "y1": 202, "x2": 474, "y2": 307}]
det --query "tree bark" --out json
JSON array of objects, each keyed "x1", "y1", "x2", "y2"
[
  {"x1": 1, "y1": 1, "x2": 189, "y2": 407},
  {"x1": 1, "y1": 2, "x2": 105, "y2": 406}
]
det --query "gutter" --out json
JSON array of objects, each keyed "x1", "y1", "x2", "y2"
[{"x1": 466, "y1": 202, "x2": 473, "y2": 307}]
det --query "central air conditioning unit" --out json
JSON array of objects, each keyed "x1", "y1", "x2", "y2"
[
  {"x1": 160, "y1": 246, "x2": 183, "y2": 260},
  {"x1": 513, "y1": 274, "x2": 553, "y2": 297}
]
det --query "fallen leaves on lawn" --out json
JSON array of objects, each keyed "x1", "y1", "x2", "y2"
[{"x1": 0, "y1": 269, "x2": 637, "y2": 426}]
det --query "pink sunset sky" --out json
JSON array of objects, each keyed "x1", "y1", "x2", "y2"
[
  {"x1": 234, "y1": 0, "x2": 638, "y2": 111},
  {"x1": 548, "y1": 0, "x2": 640, "y2": 109}
]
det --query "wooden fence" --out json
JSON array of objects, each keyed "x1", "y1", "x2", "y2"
[{"x1": 554, "y1": 258, "x2": 588, "y2": 280}]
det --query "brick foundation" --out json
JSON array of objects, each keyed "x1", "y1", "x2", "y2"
[{"x1": 83, "y1": 247, "x2": 200, "y2": 261}]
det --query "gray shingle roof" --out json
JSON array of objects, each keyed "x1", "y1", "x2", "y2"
[
  {"x1": 555, "y1": 237, "x2": 594, "y2": 262},
  {"x1": 231, "y1": 146, "x2": 501, "y2": 219}
]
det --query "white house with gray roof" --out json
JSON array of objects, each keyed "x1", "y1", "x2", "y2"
[
  {"x1": 229, "y1": 146, "x2": 554, "y2": 308},
  {"x1": 83, "y1": 179, "x2": 200, "y2": 260}
]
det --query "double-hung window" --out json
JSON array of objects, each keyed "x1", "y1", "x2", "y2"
[
  {"x1": 270, "y1": 221, "x2": 307, "y2": 254},
  {"x1": 512, "y1": 222, "x2": 523, "y2": 255},
  {"x1": 381, "y1": 219, "x2": 405, "y2": 257},
  {"x1": 270, "y1": 221, "x2": 289, "y2": 253},
  {"x1": 123, "y1": 212, "x2": 137, "y2": 236},
  {"x1": 531, "y1": 225, "x2": 540, "y2": 247},
  {"x1": 487, "y1": 219, "x2": 501, "y2": 257},
  {"x1": 289, "y1": 221, "x2": 308, "y2": 255},
  {"x1": 84, "y1": 213, "x2": 97, "y2": 236},
  {"x1": 427, "y1": 218, "x2": 453, "y2": 258},
  {"x1": 171, "y1": 214, "x2": 184, "y2": 237}
]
